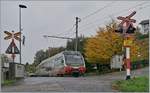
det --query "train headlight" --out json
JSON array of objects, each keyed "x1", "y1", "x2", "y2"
[
  {"x1": 79, "y1": 66, "x2": 86, "y2": 73},
  {"x1": 64, "y1": 66, "x2": 72, "y2": 74}
]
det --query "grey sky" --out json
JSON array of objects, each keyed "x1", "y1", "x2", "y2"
[{"x1": 1, "y1": 1, "x2": 150, "y2": 64}]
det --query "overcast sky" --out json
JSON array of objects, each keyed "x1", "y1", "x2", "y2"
[{"x1": 0, "y1": 1, "x2": 150, "y2": 64}]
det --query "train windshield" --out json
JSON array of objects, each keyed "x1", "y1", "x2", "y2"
[{"x1": 64, "y1": 54, "x2": 84, "y2": 66}]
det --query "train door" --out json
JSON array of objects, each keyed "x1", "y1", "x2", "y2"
[{"x1": 54, "y1": 56, "x2": 64, "y2": 76}]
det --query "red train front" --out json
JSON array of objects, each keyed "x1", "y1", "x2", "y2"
[
  {"x1": 63, "y1": 51, "x2": 86, "y2": 76},
  {"x1": 64, "y1": 66, "x2": 86, "y2": 76}
]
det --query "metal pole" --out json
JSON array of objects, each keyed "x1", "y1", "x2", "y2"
[
  {"x1": 12, "y1": 39, "x2": 15, "y2": 63},
  {"x1": 44, "y1": 35, "x2": 73, "y2": 40},
  {"x1": 12, "y1": 31, "x2": 15, "y2": 63},
  {"x1": 75, "y1": 17, "x2": 79, "y2": 51},
  {"x1": 19, "y1": 4, "x2": 27, "y2": 64},
  {"x1": 19, "y1": 7, "x2": 22, "y2": 64}
]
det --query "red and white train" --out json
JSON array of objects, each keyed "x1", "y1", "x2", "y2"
[{"x1": 36, "y1": 51, "x2": 86, "y2": 77}]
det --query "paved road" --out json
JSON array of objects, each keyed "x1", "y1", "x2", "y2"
[{"x1": 1, "y1": 67, "x2": 149, "y2": 92}]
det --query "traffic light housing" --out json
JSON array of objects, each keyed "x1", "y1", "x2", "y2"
[
  {"x1": 115, "y1": 24, "x2": 136, "y2": 34},
  {"x1": 126, "y1": 24, "x2": 136, "y2": 34}
]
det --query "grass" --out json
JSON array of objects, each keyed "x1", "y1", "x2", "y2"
[
  {"x1": 112, "y1": 76, "x2": 149, "y2": 92},
  {"x1": 2, "y1": 80, "x2": 16, "y2": 86}
]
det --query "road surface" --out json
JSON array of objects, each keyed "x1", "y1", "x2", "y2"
[{"x1": 1, "y1": 67, "x2": 149, "y2": 92}]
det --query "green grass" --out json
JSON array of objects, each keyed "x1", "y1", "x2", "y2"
[
  {"x1": 2, "y1": 80, "x2": 16, "y2": 86},
  {"x1": 112, "y1": 76, "x2": 149, "y2": 92}
]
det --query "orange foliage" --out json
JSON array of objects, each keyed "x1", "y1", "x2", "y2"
[
  {"x1": 84, "y1": 22, "x2": 123, "y2": 63},
  {"x1": 84, "y1": 21, "x2": 146, "y2": 64}
]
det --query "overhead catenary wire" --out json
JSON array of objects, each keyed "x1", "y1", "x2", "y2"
[
  {"x1": 111, "y1": 1, "x2": 149, "y2": 16},
  {"x1": 136, "y1": 4, "x2": 150, "y2": 11},
  {"x1": 44, "y1": 1, "x2": 115, "y2": 38},
  {"x1": 79, "y1": 13, "x2": 148, "y2": 35},
  {"x1": 43, "y1": 24, "x2": 76, "y2": 39},
  {"x1": 44, "y1": 35, "x2": 73, "y2": 40},
  {"x1": 44, "y1": 1, "x2": 149, "y2": 42},
  {"x1": 59, "y1": 1, "x2": 149, "y2": 38},
  {"x1": 55, "y1": 24, "x2": 76, "y2": 36},
  {"x1": 81, "y1": 1, "x2": 116, "y2": 21},
  {"x1": 63, "y1": 31, "x2": 77, "y2": 38},
  {"x1": 79, "y1": 1, "x2": 149, "y2": 32},
  {"x1": 62, "y1": 31, "x2": 76, "y2": 37},
  {"x1": 80, "y1": 1, "x2": 148, "y2": 29}
]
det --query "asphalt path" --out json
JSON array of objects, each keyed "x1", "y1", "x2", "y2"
[{"x1": 1, "y1": 67, "x2": 149, "y2": 92}]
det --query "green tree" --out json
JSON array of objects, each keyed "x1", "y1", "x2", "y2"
[
  {"x1": 25, "y1": 62, "x2": 36, "y2": 73},
  {"x1": 33, "y1": 47, "x2": 65, "y2": 67},
  {"x1": 131, "y1": 27, "x2": 149, "y2": 62},
  {"x1": 45, "y1": 47, "x2": 65, "y2": 57},
  {"x1": 25, "y1": 62, "x2": 29, "y2": 72},
  {"x1": 33, "y1": 49, "x2": 48, "y2": 66},
  {"x1": 66, "y1": 35, "x2": 87, "y2": 53}
]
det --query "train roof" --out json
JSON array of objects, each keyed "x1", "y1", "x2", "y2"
[
  {"x1": 37, "y1": 51, "x2": 63, "y2": 67},
  {"x1": 63, "y1": 51, "x2": 81, "y2": 55}
]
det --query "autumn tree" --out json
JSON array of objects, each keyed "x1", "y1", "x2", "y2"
[
  {"x1": 131, "y1": 36, "x2": 149, "y2": 62},
  {"x1": 84, "y1": 20, "x2": 148, "y2": 67},
  {"x1": 128, "y1": 27, "x2": 149, "y2": 62},
  {"x1": 84, "y1": 21, "x2": 124, "y2": 64}
]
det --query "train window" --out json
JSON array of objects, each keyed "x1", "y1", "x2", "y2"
[
  {"x1": 54, "y1": 57, "x2": 64, "y2": 68},
  {"x1": 57, "y1": 60, "x2": 61, "y2": 65},
  {"x1": 46, "y1": 67, "x2": 52, "y2": 71},
  {"x1": 61, "y1": 60, "x2": 64, "y2": 64},
  {"x1": 55, "y1": 56, "x2": 63, "y2": 61},
  {"x1": 73, "y1": 55, "x2": 81, "y2": 59},
  {"x1": 64, "y1": 54, "x2": 84, "y2": 66}
]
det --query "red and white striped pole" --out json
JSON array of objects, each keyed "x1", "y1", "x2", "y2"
[
  {"x1": 124, "y1": 25, "x2": 132, "y2": 80},
  {"x1": 124, "y1": 21, "x2": 131, "y2": 80},
  {"x1": 117, "y1": 11, "x2": 136, "y2": 80},
  {"x1": 125, "y1": 46, "x2": 131, "y2": 80}
]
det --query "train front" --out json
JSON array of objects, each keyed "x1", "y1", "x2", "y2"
[{"x1": 63, "y1": 51, "x2": 86, "y2": 76}]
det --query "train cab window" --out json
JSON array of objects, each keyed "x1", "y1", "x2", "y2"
[
  {"x1": 61, "y1": 60, "x2": 64, "y2": 64},
  {"x1": 64, "y1": 54, "x2": 84, "y2": 66}
]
